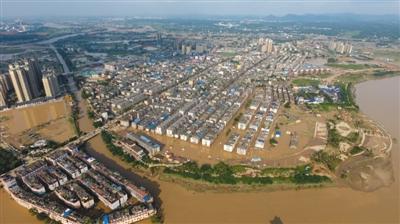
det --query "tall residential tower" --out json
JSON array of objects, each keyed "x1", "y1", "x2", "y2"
[
  {"x1": 42, "y1": 72, "x2": 60, "y2": 98},
  {"x1": 8, "y1": 59, "x2": 43, "y2": 103}
]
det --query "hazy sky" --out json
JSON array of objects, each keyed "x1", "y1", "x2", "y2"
[{"x1": 2, "y1": 0, "x2": 399, "y2": 18}]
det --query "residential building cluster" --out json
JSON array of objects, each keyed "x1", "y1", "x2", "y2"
[
  {"x1": 82, "y1": 44, "x2": 307, "y2": 156},
  {"x1": 225, "y1": 86, "x2": 283, "y2": 155},
  {"x1": 1, "y1": 146, "x2": 155, "y2": 224},
  {"x1": 82, "y1": 55, "x2": 222, "y2": 118},
  {"x1": 126, "y1": 53, "x2": 266, "y2": 149},
  {"x1": 104, "y1": 203, "x2": 156, "y2": 224}
]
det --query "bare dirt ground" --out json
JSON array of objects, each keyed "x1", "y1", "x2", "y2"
[{"x1": 338, "y1": 155, "x2": 394, "y2": 192}]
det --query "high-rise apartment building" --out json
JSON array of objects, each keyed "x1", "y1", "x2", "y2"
[
  {"x1": 0, "y1": 73, "x2": 12, "y2": 107},
  {"x1": 195, "y1": 44, "x2": 207, "y2": 54},
  {"x1": 156, "y1": 33, "x2": 162, "y2": 46},
  {"x1": 328, "y1": 41, "x2": 352, "y2": 55},
  {"x1": 0, "y1": 73, "x2": 12, "y2": 92},
  {"x1": 0, "y1": 84, "x2": 7, "y2": 107},
  {"x1": 8, "y1": 59, "x2": 43, "y2": 103},
  {"x1": 42, "y1": 72, "x2": 60, "y2": 98},
  {"x1": 25, "y1": 58, "x2": 44, "y2": 95},
  {"x1": 260, "y1": 38, "x2": 274, "y2": 53},
  {"x1": 9, "y1": 63, "x2": 33, "y2": 102}
]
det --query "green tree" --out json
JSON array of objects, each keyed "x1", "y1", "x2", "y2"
[
  {"x1": 0, "y1": 149, "x2": 22, "y2": 174},
  {"x1": 327, "y1": 126, "x2": 342, "y2": 148},
  {"x1": 350, "y1": 146, "x2": 365, "y2": 155},
  {"x1": 311, "y1": 151, "x2": 341, "y2": 171},
  {"x1": 327, "y1": 58, "x2": 337, "y2": 63},
  {"x1": 81, "y1": 90, "x2": 92, "y2": 99}
]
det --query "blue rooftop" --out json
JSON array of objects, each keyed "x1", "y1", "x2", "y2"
[
  {"x1": 102, "y1": 215, "x2": 109, "y2": 224},
  {"x1": 63, "y1": 209, "x2": 73, "y2": 218}
]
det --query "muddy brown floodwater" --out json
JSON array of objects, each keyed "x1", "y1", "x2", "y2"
[
  {"x1": 0, "y1": 189, "x2": 41, "y2": 224},
  {"x1": 0, "y1": 99, "x2": 74, "y2": 146}
]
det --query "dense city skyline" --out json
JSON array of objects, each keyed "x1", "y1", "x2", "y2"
[{"x1": 2, "y1": 0, "x2": 399, "y2": 17}]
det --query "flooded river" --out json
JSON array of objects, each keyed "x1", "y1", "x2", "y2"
[
  {"x1": 0, "y1": 189, "x2": 41, "y2": 224},
  {"x1": 1, "y1": 77, "x2": 398, "y2": 224}
]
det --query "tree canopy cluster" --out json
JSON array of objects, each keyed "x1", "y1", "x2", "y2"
[
  {"x1": 165, "y1": 161, "x2": 330, "y2": 185},
  {"x1": 0, "y1": 149, "x2": 22, "y2": 174}
]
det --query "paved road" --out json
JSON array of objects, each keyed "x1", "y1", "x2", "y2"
[{"x1": 50, "y1": 44, "x2": 70, "y2": 73}]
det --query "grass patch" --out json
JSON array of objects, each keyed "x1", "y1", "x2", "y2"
[
  {"x1": 306, "y1": 103, "x2": 336, "y2": 112},
  {"x1": 337, "y1": 72, "x2": 366, "y2": 83},
  {"x1": 337, "y1": 70, "x2": 400, "y2": 84},
  {"x1": 346, "y1": 132, "x2": 360, "y2": 143},
  {"x1": 292, "y1": 78, "x2": 320, "y2": 87},
  {"x1": 350, "y1": 146, "x2": 365, "y2": 155},
  {"x1": 219, "y1": 51, "x2": 237, "y2": 57},
  {"x1": 245, "y1": 99, "x2": 252, "y2": 108},
  {"x1": 326, "y1": 63, "x2": 372, "y2": 70},
  {"x1": 372, "y1": 70, "x2": 399, "y2": 77},
  {"x1": 318, "y1": 72, "x2": 334, "y2": 79}
]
